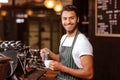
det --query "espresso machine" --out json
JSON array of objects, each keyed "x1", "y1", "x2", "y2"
[{"x1": 0, "y1": 41, "x2": 44, "y2": 80}]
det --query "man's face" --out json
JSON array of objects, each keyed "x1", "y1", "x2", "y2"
[{"x1": 61, "y1": 11, "x2": 79, "y2": 32}]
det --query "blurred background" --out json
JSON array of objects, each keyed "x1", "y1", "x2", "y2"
[{"x1": 0, "y1": 0, "x2": 89, "y2": 53}]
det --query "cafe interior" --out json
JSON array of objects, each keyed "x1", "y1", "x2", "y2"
[{"x1": 0, "y1": 0, "x2": 120, "y2": 80}]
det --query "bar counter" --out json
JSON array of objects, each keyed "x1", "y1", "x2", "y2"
[
  {"x1": 20, "y1": 69, "x2": 58, "y2": 80},
  {"x1": 0, "y1": 56, "x2": 11, "y2": 80}
]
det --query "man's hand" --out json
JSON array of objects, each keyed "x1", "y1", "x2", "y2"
[{"x1": 49, "y1": 61, "x2": 62, "y2": 71}]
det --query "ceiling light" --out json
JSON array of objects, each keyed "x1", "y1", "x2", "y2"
[
  {"x1": 0, "y1": 0, "x2": 8, "y2": 3},
  {"x1": 26, "y1": 9, "x2": 33, "y2": 16},
  {"x1": 44, "y1": 0, "x2": 55, "y2": 9},
  {"x1": 54, "y1": 1, "x2": 63, "y2": 12},
  {"x1": 1, "y1": 10, "x2": 7, "y2": 16}
]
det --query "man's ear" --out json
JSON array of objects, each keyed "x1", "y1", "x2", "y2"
[{"x1": 77, "y1": 17, "x2": 79, "y2": 23}]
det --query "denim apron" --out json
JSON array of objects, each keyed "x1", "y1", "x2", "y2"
[{"x1": 57, "y1": 31, "x2": 82, "y2": 80}]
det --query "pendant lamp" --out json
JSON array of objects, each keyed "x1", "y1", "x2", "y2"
[
  {"x1": 44, "y1": 0, "x2": 55, "y2": 9},
  {"x1": 53, "y1": 0, "x2": 63, "y2": 12},
  {"x1": 0, "y1": 0, "x2": 8, "y2": 3}
]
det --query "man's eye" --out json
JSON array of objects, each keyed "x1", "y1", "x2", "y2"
[{"x1": 70, "y1": 17, "x2": 74, "y2": 20}]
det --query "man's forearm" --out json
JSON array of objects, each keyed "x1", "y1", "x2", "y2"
[
  {"x1": 49, "y1": 51, "x2": 59, "y2": 61},
  {"x1": 60, "y1": 65, "x2": 93, "y2": 79}
]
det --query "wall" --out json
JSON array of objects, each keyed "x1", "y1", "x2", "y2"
[{"x1": 89, "y1": 0, "x2": 120, "y2": 80}]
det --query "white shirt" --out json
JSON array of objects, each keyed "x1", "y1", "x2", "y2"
[{"x1": 60, "y1": 33, "x2": 93, "y2": 68}]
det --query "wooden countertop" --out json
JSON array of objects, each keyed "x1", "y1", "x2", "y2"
[
  {"x1": 40, "y1": 69, "x2": 58, "y2": 80},
  {"x1": 20, "y1": 69, "x2": 46, "y2": 80},
  {"x1": 0, "y1": 56, "x2": 11, "y2": 63}
]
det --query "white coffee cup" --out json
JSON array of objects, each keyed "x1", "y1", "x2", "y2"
[{"x1": 44, "y1": 60, "x2": 52, "y2": 68}]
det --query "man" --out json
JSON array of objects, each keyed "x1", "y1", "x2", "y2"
[{"x1": 40, "y1": 5, "x2": 94, "y2": 80}]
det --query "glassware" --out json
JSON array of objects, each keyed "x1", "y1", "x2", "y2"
[{"x1": 41, "y1": 51, "x2": 49, "y2": 62}]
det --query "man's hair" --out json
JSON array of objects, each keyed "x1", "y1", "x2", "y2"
[{"x1": 61, "y1": 5, "x2": 79, "y2": 17}]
